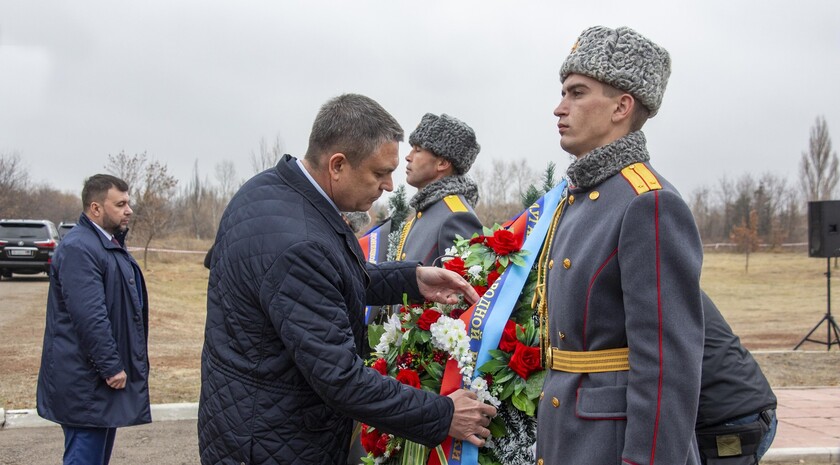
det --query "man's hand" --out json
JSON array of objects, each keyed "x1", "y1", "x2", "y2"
[
  {"x1": 417, "y1": 266, "x2": 480, "y2": 305},
  {"x1": 106, "y1": 370, "x2": 127, "y2": 389},
  {"x1": 447, "y1": 389, "x2": 497, "y2": 447}
]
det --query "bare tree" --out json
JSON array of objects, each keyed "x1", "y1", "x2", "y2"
[
  {"x1": 730, "y1": 210, "x2": 760, "y2": 272},
  {"x1": 105, "y1": 151, "x2": 178, "y2": 268},
  {"x1": 473, "y1": 158, "x2": 539, "y2": 225},
  {"x1": 133, "y1": 160, "x2": 178, "y2": 268},
  {"x1": 105, "y1": 151, "x2": 146, "y2": 198},
  {"x1": 800, "y1": 116, "x2": 838, "y2": 201},
  {"x1": 29, "y1": 186, "x2": 81, "y2": 225},
  {"x1": 215, "y1": 159, "x2": 239, "y2": 202},
  {"x1": 250, "y1": 135, "x2": 284, "y2": 174},
  {"x1": 0, "y1": 152, "x2": 30, "y2": 219},
  {"x1": 182, "y1": 160, "x2": 217, "y2": 240},
  {"x1": 689, "y1": 185, "x2": 717, "y2": 243}
]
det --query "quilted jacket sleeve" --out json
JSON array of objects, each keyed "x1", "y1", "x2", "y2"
[
  {"x1": 365, "y1": 260, "x2": 423, "y2": 305},
  {"x1": 263, "y1": 241, "x2": 454, "y2": 447}
]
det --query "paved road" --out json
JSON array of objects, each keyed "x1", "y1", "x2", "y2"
[{"x1": 0, "y1": 420, "x2": 200, "y2": 465}]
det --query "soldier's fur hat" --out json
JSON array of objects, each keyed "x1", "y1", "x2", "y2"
[
  {"x1": 561, "y1": 26, "x2": 671, "y2": 117},
  {"x1": 408, "y1": 113, "x2": 480, "y2": 174}
]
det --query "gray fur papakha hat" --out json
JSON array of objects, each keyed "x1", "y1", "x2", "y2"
[
  {"x1": 408, "y1": 113, "x2": 480, "y2": 174},
  {"x1": 560, "y1": 26, "x2": 671, "y2": 117}
]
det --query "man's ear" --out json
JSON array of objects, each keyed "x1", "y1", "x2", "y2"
[
  {"x1": 88, "y1": 202, "x2": 101, "y2": 217},
  {"x1": 612, "y1": 94, "x2": 635, "y2": 124},
  {"x1": 328, "y1": 153, "x2": 347, "y2": 179}
]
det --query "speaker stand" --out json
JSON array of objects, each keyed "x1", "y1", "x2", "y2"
[{"x1": 794, "y1": 257, "x2": 840, "y2": 350}]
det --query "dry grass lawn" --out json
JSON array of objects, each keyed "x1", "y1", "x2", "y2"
[{"x1": 0, "y1": 247, "x2": 837, "y2": 410}]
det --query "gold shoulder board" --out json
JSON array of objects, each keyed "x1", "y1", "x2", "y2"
[
  {"x1": 620, "y1": 163, "x2": 662, "y2": 195},
  {"x1": 443, "y1": 195, "x2": 469, "y2": 212}
]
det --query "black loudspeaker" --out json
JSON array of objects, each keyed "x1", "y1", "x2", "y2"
[{"x1": 808, "y1": 200, "x2": 840, "y2": 257}]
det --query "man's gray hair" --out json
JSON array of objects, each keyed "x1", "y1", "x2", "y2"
[{"x1": 304, "y1": 93, "x2": 404, "y2": 168}]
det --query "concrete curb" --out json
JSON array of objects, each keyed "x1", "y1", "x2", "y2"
[
  {"x1": 763, "y1": 446, "x2": 840, "y2": 464},
  {"x1": 0, "y1": 403, "x2": 198, "y2": 429},
  {"x1": 2, "y1": 404, "x2": 837, "y2": 464}
]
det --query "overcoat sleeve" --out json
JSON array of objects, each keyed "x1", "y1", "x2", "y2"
[
  {"x1": 437, "y1": 211, "x2": 483, "y2": 260},
  {"x1": 617, "y1": 189, "x2": 704, "y2": 465},
  {"x1": 56, "y1": 242, "x2": 125, "y2": 379},
  {"x1": 261, "y1": 242, "x2": 454, "y2": 447}
]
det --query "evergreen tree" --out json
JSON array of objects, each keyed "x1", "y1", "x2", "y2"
[{"x1": 386, "y1": 184, "x2": 411, "y2": 261}]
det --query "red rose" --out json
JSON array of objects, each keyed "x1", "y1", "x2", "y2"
[
  {"x1": 486, "y1": 229, "x2": 520, "y2": 256},
  {"x1": 360, "y1": 424, "x2": 389, "y2": 456},
  {"x1": 449, "y1": 308, "x2": 466, "y2": 319},
  {"x1": 375, "y1": 433, "x2": 390, "y2": 455},
  {"x1": 473, "y1": 284, "x2": 488, "y2": 297},
  {"x1": 508, "y1": 342, "x2": 543, "y2": 380},
  {"x1": 469, "y1": 235, "x2": 486, "y2": 245},
  {"x1": 416, "y1": 309, "x2": 443, "y2": 331},
  {"x1": 443, "y1": 256, "x2": 466, "y2": 276},
  {"x1": 499, "y1": 320, "x2": 520, "y2": 352},
  {"x1": 396, "y1": 368, "x2": 421, "y2": 388},
  {"x1": 371, "y1": 358, "x2": 388, "y2": 375},
  {"x1": 487, "y1": 270, "x2": 501, "y2": 287}
]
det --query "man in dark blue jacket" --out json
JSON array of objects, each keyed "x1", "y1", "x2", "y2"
[
  {"x1": 37, "y1": 174, "x2": 150, "y2": 465},
  {"x1": 199, "y1": 93, "x2": 496, "y2": 464}
]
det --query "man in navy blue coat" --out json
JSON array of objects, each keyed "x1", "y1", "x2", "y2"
[
  {"x1": 37, "y1": 174, "x2": 150, "y2": 465},
  {"x1": 199, "y1": 94, "x2": 496, "y2": 464}
]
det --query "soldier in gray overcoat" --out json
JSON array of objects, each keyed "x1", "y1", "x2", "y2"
[
  {"x1": 397, "y1": 113, "x2": 483, "y2": 265},
  {"x1": 534, "y1": 26, "x2": 705, "y2": 465}
]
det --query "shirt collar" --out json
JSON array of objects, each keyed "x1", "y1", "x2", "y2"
[
  {"x1": 296, "y1": 158, "x2": 340, "y2": 213},
  {"x1": 87, "y1": 214, "x2": 116, "y2": 242}
]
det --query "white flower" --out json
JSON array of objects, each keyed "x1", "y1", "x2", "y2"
[
  {"x1": 375, "y1": 313, "x2": 403, "y2": 355},
  {"x1": 444, "y1": 246, "x2": 458, "y2": 257},
  {"x1": 470, "y1": 376, "x2": 488, "y2": 392},
  {"x1": 469, "y1": 373, "x2": 501, "y2": 408},
  {"x1": 429, "y1": 316, "x2": 470, "y2": 364},
  {"x1": 468, "y1": 265, "x2": 483, "y2": 278}
]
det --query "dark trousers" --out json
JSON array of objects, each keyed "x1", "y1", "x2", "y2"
[{"x1": 61, "y1": 425, "x2": 117, "y2": 465}]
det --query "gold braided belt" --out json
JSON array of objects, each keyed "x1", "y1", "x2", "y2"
[{"x1": 548, "y1": 347, "x2": 630, "y2": 373}]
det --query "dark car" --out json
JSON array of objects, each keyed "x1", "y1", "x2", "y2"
[
  {"x1": 58, "y1": 222, "x2": 76, "y2": 239},
  {"x1": 0, "y1": 219, "x2": 60, "y2": 279}
]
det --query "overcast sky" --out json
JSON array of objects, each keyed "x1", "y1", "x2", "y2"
[{"x1": 2, "y1": 0, "x2": 839, "y2": 206}]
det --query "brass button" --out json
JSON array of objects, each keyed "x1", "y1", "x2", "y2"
[
  {"x1": 589, "y1": 191, "x2": 600, "y2": 200},
  {"x1": 628, "y1": 163, "x2": 636, "y2": 169},
  {"x1": 559, "y1": 332, "x2": 566, "y2": 340},
  {"x1": 563, "y1": 258, "x2": 571, "y2": 269},
  {"x1": 568, "y1": 195, "x2": 575, "y2": 205},
  {"x1": 548, "y1": 259, "x2": 554, "y2": 269},
  {"x1": 401, "y1": 253, "x2": 406, "y2": 260},
  {"x1": 417, "y1": 211, "x2": 423, "y2": 218},
  {"x1": 540, "y1": 391, "x2": 545, "y2": 400},
  {"x1": 538, "y1": 459, "x2": 544, "y2": 465},
  {"x1": 552, "y1": 397, "x2": 560, "y2": 408}
]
